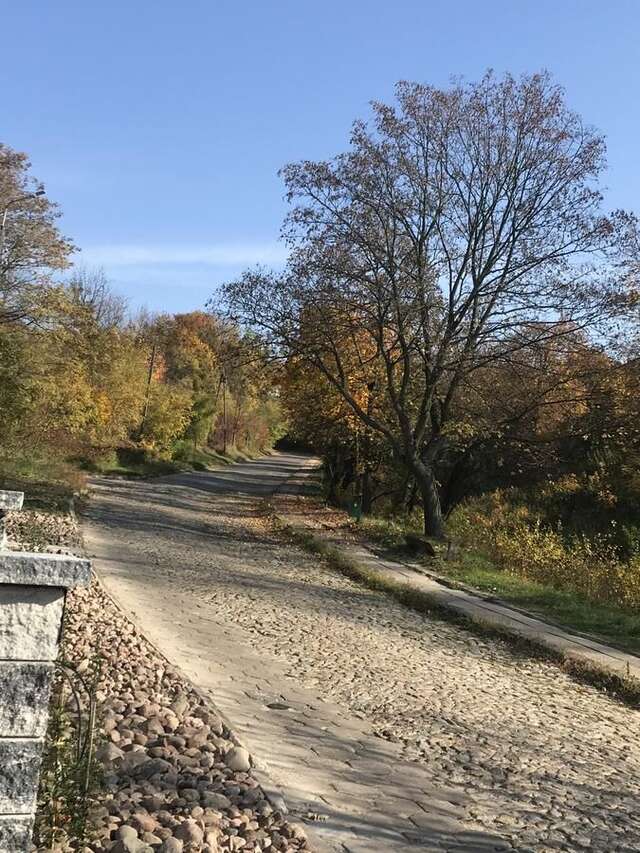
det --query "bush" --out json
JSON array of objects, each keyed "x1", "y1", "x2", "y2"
[{"x1": 450, "y1": 488, "x2": 640, "y2": 609}]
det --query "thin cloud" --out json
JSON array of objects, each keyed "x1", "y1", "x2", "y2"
[{"x1": 81, "y1": 242, "x2": 289, "y2": 267}]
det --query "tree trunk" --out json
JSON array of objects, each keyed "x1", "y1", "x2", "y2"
[
  {"x1": 361, "y1": 468, "x2": 373, "y2": 515},
  {"x1": 401, "y1": 476, "x2": 418, "y2": 513},
  {"x1": 326, "y1": 447, "x2": 343, "y2": 504},
  {"x1": 412, "y1": 459, "x2": 445, "y2": 539}
]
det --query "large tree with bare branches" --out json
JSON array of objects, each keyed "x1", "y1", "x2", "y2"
[{"x1": 222, "y1": 72, "x2": 637, "y2": 537}]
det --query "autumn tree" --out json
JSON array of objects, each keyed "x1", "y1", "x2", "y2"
[
  {"x1": 435, "y1": 331, "x2": 614, "y2": 509},
  {"x1": 135, "y1": 311, "x2": 284, "y2": 456},
  {"x1": 0, "y1": 144, "x2": 74, "y2": 324},
  {"x1": 223, "y1": 71, "x2": 637, "y2": 537},
  {"x1": 283, "y1": 353, "x2": 392, "y2": 509}
]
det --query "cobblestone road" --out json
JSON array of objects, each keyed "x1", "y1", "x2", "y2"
[{"x1": 84, "y1": 455, "x2": 640, "y2": 852}]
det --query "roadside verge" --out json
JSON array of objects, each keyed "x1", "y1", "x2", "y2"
[{"x1": 270, "y1": 491, "x2": 640, "y2": 705}]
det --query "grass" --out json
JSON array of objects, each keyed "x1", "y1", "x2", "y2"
[
  {"x1": 85, "y1": 444, "x2": 268, "y2": 479},
  {"x1": 358, "y1": 514, "x2": 640, "y2": 656},
  {"x1": 435, "y1": 550, "x2": 640, "y2": 653},
  {"x1": 276, "y1": 516, "x2": 640, "y2": 707},
  {"x1": 89, "y1": 455, "x2": 182, "y2": 478},
  {"x1": 0, "y1": 442, "x2": 269, "y2": 514},
  {"x1": 34, "y1": 655, "x2": 102, "y2": 849},
  {"x1": 0, "y1": 452, "x2": 85, "y2": 511}
]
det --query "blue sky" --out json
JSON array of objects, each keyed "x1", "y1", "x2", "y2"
[{"x1": 3, "y1": 0, "x2": 639, "y2": 313}]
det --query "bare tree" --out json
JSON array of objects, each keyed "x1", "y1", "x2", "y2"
[
  {"x1": 222, "y1": 72, "x2": 637, "y2": 536},
  {"x1": 67, "y1": 266, "x2": 127, "y2": 328}
]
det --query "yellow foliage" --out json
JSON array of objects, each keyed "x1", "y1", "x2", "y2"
[
  {"x1": 140, "y1": 384, "x2": 193, "y2": 452},
  {"x1": 451, "y1": 490, "x2": 640, "y2": 609}
]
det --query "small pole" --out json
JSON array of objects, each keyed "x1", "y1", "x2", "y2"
[
  {"x1": 139, "y1": 341, "x2": 157, "y2": 438},
  {"x1": 0, "y1": 489, "x2": 24, "y2": 548},
  {"x1": 222, "y1": 371, "x2": 227, "y2": 455}
]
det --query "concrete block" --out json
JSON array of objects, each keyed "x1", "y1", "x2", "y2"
[
  {"x1": 0, "y1": 738, "x2": 43, "y2": 814},
  {"x1": 0, "y1": 552, "x2": 91, "y2": 589},
  {"x1": 0, "y1": 491, "x2": 24, "y2": 511},
  {"x1": 0, "y1": 661, "x2": 54, "y2": 737},
  {"x1": 0, "y1": 815, "x2": 34, "y2": 853},
  {"x1": 0, "y1": 585, "x2": 65, "y2": 661}
]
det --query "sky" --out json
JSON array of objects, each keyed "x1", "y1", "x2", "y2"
[{"x1": 2, "y1": 0, "x2": 639, "y2": 314}]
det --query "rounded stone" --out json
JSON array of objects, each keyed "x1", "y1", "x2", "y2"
[{"x1": 224, "y1": 746, "x2": 251, "y2": 772}]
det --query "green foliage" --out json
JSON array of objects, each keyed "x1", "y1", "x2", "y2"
[
  {"x1": 0, "y1": 269, "x2": 283, "y2": 474},
  {"x1": 86, "y1": 447, "x2": 183, "y2": 478},
  {"x1": 359, "y1": 513, "x2": 424, "y2": 550}
]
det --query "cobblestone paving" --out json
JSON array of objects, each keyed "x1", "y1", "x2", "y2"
[{"x1": 84, "y1": 456, "x2": 640, "y2": 852}]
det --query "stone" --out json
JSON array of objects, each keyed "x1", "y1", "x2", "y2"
[
  {"x1": 0, "y1": 738, "x2": 43, "y2": 813},
  {"x1": 132, "y1": 811, "x2": 159, "y2": 833},
  {"x1": 145, "y1": 717, "x2": 166, "y2": 737},
  {"x1": 97, "y1": 741, "x2": 125, "y2": 763},
  {"x1": 113, "y1": 841, "x2": 153, "y2": 853},
  {"x1": 180, "y1": 788, "x2": 200, "y2": 802},
  {"x1": 112, "y1": 823, "x2": 155, "y2": 853},
  {"x1": 224, "y1": 746, "x2": 251, "y2": 772},
  {"x1": 141, "y1": 794, "x2": 164, "y2": 812},
  {"x1": 187, "y1": 726, "x2": 210, "y2": 748},
  {"x1": 120, "y1": 750, "x2": 151, "y2": 773},
  {"x1": 118, "y1": 826, "x2": 139, "y2": 840},
  {"x1": 0, "y1": 490, "x2": 24, "y2": 511},
  {"x1": 174, "y1": 820, "x2": 204, "y2": 844},
  {"x1": 201, "y1": 791, "x2": 232, "y2": 810},
  {"x1": 0, "y1": 660, "x2": 53, "y2": 737},
  {"x1": 170, "y1": 693, "x2": 189, "y2": 716},
  {"x1": 163, "y1": 711, "x2": 180, "y2": 731},
  {"x1": 0, "y1": 814, "x2": 33, "y2": 853},
  {"x1": 0, "y1": 584, "x2": 65, "y2": 660},
  {"x1": 0, "y1": 551, "x2": 91, "y2": 587},
  {"x1": 160, "y1": 839, "x2": 183, "y2": 853},
  {"x1": 141, "y1": 831, "x2": 163, "y2": 845},
  {"x1": 203, "y1": 809, "x2": 223, "y2": 826},
  {"x1": 136, "y1": 757, "x2": 172, "y2": 778}
]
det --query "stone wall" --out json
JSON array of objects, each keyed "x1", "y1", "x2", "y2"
[{"x1": 0, "y1": 490, "x2": 90, "y2": 852}]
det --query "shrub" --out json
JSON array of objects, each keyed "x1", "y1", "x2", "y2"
[{"x1": 450, "y1": 488, "x2": 640, "y2": 610}]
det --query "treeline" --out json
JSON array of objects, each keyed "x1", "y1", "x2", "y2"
[
  {"x1": 222, "y1": 71, "x2": 640, "y2": 564},
  {"x1": 0, "y1": 145, "x2": 283, "y2": 480}
]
